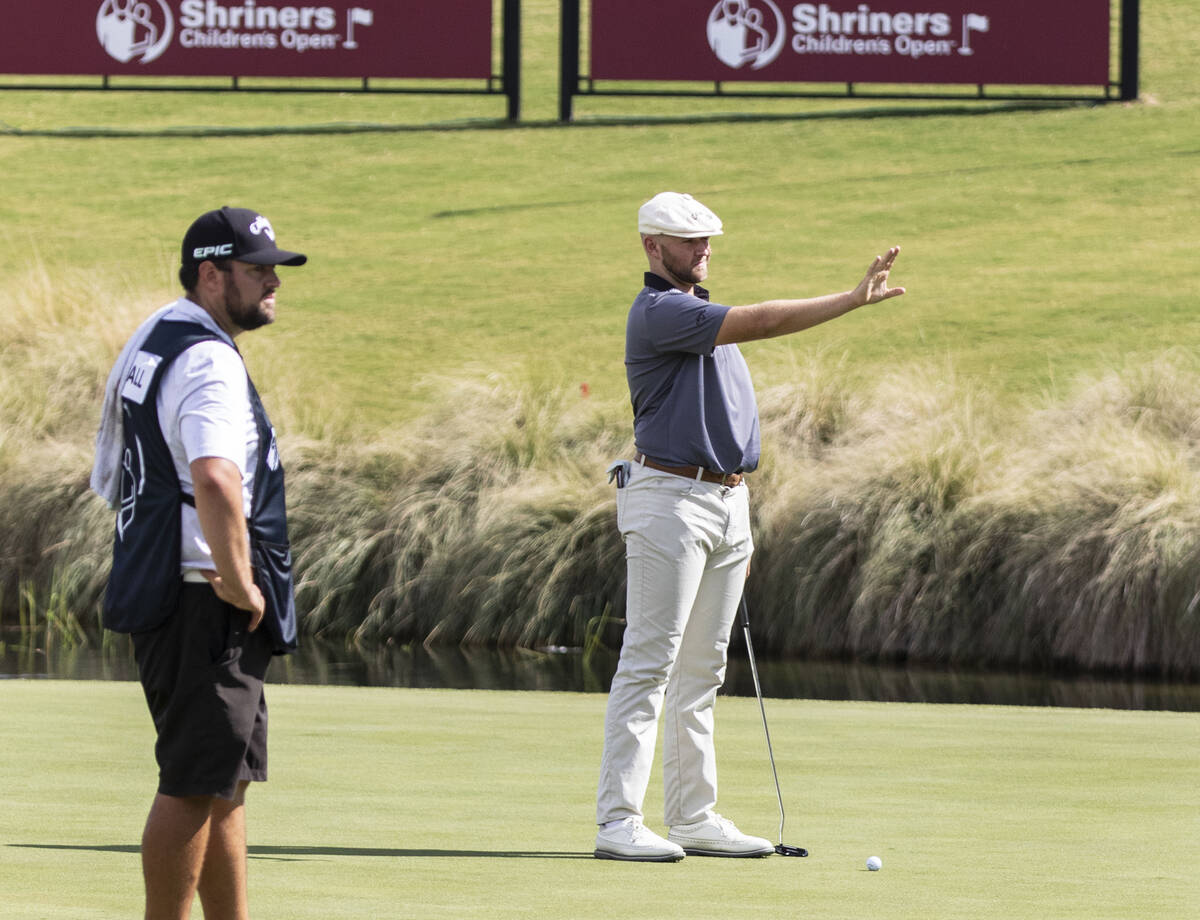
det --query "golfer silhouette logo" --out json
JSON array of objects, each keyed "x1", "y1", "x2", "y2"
[
  {"x1": 96, "y1": 0, "x2": 173, "y2": 65},
  {"x1": 117, "y1": 436, "x2": 145, "y2": 540},
  {"x1": 706, "y1": 0, "x2": 786, "y2": 70}
]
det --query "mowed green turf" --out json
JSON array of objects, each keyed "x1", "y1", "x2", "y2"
[
  {"x1": 1, "y1": 681, "x2": 1195, "y2": 920},
  {"x1": 1, "y1": 2, "x2": 1199, "y2": 425}
]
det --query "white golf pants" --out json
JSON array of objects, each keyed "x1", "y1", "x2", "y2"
[{"x1": 596, "y1": 464, "x2": 753, "y2": 827}]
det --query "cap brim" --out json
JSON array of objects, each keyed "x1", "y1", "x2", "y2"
[
  {"x1": 238, "y1": 248, "x2": 307, "y2": 267},
  {"x1": 638, "y1": 225, "x2": 723, "y2": 238}
]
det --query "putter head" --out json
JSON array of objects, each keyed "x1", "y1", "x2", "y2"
[{"x1": 776, "y1": 843, "x2": 808, "y2": 857}]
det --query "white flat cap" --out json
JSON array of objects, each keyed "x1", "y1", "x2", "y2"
[{"x1": 637, "y1": 192, "x2": 723, "y2": 238}]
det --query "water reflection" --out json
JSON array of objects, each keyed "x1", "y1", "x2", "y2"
[{"x1": 4, "y1": 634, "x2": 1199, "y2": 712}]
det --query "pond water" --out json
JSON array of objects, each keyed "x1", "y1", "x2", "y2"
[{"x1": 4, "y1": 634, "x2": 1199, "y2": 712}]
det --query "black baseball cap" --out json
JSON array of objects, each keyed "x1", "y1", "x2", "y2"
[{"x1": 181, "y1": 206, "x2": 307, "y2": 267}]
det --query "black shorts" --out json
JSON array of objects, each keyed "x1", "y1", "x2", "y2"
[{"x1": 133, "y1": 583, "x2": 274, "y2": 800}]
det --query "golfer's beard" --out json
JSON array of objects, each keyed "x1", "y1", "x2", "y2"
[
  {"x1": 662, "y1": 251, "x2": 707, "y2": 286},
  {"x1": 224, "y1": 280, "x2": 275, "y2": 332}
]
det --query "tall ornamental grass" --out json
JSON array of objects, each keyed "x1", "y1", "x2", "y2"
[
  {"x1": 2, "y1": 273, "x2": 1198, "y2": 677},
  {"x1": 751, "y1": 355, "x2": 1200, "y2": 677},
  {"x1": 0, "y1": 264, "x2": 147, "y2": 637}
]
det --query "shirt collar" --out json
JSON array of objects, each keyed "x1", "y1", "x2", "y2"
[
  {"x1": 167, "y1": 296, "x2": 237, "y2": 348},
  {"x1": 644, "y1": 272, "x2": 710, "y2": 302}
]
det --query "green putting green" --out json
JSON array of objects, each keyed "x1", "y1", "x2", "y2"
[{"x1": 1, "y1": 681, "x2": 1195, "y2": 919}]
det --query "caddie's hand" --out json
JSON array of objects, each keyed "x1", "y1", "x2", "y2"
[
  {"x1": 854, "y1": 246, "x2": 905, "y2": 306},
  {"x1": 201, "y1": 570, "x2": 266, "y2": 631}
]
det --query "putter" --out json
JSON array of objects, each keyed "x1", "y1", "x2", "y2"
[{"x1": 739, "y1": 595, "x2": 808, "y2": 858}]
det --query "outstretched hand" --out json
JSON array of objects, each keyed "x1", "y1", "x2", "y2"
[{"x1": 854, "y1": 246, "x2": 905, "y2": 306}]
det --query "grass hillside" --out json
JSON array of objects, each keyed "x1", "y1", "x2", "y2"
[{"x1": 1, "y1": 1, "x2": 1197, "y2": 423}]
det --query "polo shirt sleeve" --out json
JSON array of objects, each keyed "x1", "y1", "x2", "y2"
[
  {"x1": 161, "y1": 341, "x2": 254, "y2": 474},
  {"x1": 641, "y1": 292, "x2": 730, "y2": 356}
]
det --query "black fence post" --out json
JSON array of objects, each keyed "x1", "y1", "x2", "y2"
[
  {"x1": 1120, "y1": 0, "x2": 1139, "y2": 102},
  {"x1": 503, "y1": 0, "x2": 521, "y2": 120},
  {"x1": 559, "y1": 0, "x2": 580, "y2": 122}
]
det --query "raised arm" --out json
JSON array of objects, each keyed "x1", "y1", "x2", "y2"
[{"x1": 714, "y1": 246, "x2": 905, "y2": 346}]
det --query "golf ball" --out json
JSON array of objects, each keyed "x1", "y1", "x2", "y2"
[{"x1": 866, "y1": 856, "x2": 882, "y2": 871}]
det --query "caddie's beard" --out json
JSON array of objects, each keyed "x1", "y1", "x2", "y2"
[{"x1": 223, "y1": 276, "x2": 275, "y2": 331}]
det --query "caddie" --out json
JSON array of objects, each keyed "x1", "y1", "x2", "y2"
[{"x1": 92, "y1": 206, "x2": 306, "y2": 918}]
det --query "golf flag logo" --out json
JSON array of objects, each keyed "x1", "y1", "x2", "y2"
[
  {"x1": 958, "y1": 13, "x2": 989, "y2": 55},
  {"x1": 96, "y1": 0, "x2": 174, "y2": 64},
  {"x1": 707, "y1": 0, "x2": 786, "y2": 70},
  {"x1": 344, "y1": 7, "x2": 374, "y2": 48}
]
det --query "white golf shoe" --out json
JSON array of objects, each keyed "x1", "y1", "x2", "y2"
[
  {"x1": 594, "y1": 817, "x2": 685, "y2": 862},
  {"x1": 667, "y1": 814, "x2": 774, "y2": 857}
]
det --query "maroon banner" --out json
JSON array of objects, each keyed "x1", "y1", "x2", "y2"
[
  {"x1": 591, "y1": 1, "x2": 1110, "y2": 87},
  {"x1": 0, "y1": 1, "x2": 492, "y2": 80}
]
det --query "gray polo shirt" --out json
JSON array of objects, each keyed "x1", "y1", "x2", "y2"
[{"x1": 625, "y1": 273, "x2": 760, "y2": 473}]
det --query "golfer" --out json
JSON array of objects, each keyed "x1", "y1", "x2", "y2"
[
  {"x1": 91, "y1": 206, "x2": 305, "y2": 917},
  {"x1": 594, "y1": 192, "x2": 903, "y2": 861}
]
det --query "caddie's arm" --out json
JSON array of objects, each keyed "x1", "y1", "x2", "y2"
[
  {"x1": 192, "y1": 456, "x2": 266, "y2": 630},
  {"x1": 714, "y1": 246, "x2": 904, "y2": 346}
]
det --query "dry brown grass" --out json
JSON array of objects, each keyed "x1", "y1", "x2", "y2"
[{"x1": 3, "y1": 271, "x2": 1198, "y2": 677}]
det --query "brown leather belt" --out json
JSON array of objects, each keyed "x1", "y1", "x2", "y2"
[{"x1": 635, "y1": 452, "x2": 744, "y2": 488}]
